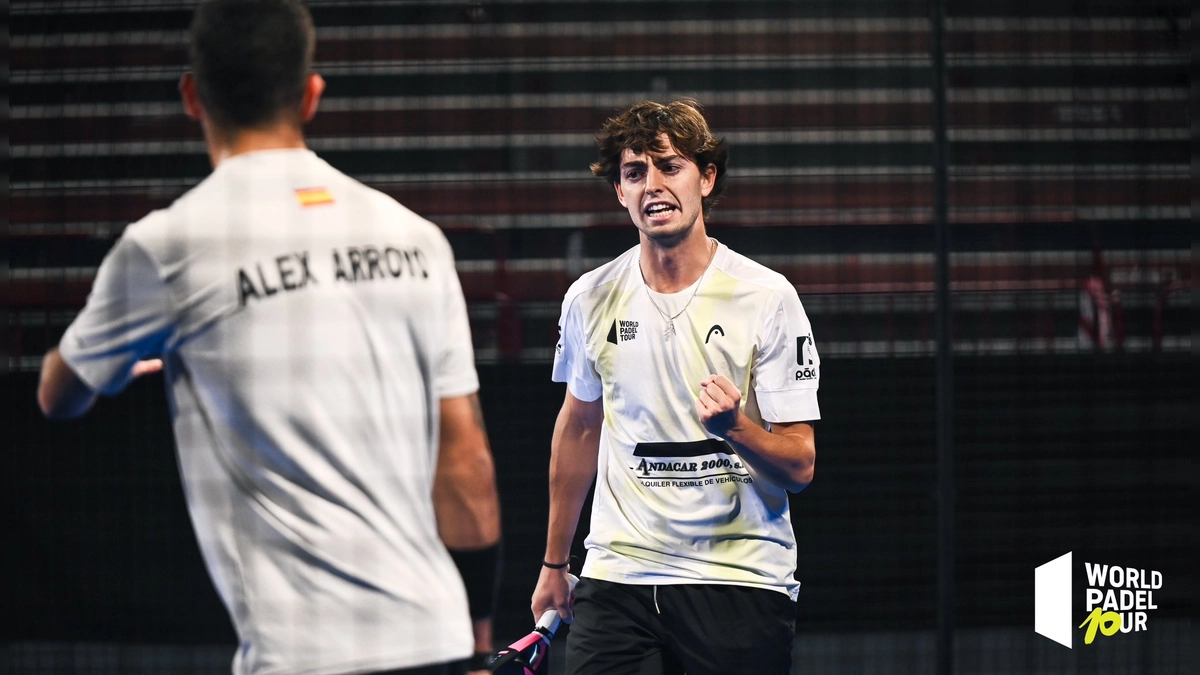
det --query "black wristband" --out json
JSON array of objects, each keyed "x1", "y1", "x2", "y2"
[
  {"x1": 468, "y1": 652, "x2": 493, "y2": 671},
  {"x1": 448, "y1": 540, "x2": 502, "y2": 620},
  {"x1": 542, "y1": 559, "x2": 569, "y2": 569}
]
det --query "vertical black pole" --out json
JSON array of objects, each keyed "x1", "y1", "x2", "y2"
[{"x1": 929, "y1": 0, "x2": 955, "y2": 674}]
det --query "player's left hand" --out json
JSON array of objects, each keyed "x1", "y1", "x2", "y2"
[{"x1": 696, "y1": 374, "x2": 741, "y2": 437}]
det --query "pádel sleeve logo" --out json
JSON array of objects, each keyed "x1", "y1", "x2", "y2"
[{"x1": 795, "y1": 335, "x2": 817, "y2": 381}]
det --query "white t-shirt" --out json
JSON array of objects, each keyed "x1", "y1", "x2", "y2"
[
  {"x1": 553, "y1": 242, "x2": 820, "y2": 601},
  {"x1": 59, "y1": 149, "x2": 477, "y2": 675}
]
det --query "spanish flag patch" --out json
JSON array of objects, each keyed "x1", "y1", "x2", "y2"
[{"x1": 295, "y1": 187, "x2": 334, "y2": 207}]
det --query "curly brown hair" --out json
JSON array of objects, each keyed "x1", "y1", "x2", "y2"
[{"x1": 590, "y1": 99, "x2": 729, "y2": 217}]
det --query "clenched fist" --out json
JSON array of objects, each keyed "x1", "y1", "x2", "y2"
[{"x1": 696, "y1": 374, "x2": 742, "y2": 437}]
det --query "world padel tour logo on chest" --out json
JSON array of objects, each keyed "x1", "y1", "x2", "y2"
[
  {"x1": 1034, "y1": 552, "x2": 1164, "y2": 648},
  {"x1": 606, "y1": 319, "x2": 639, "y2": 344}
]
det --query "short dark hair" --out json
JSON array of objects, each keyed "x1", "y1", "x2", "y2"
[
  {"x1": 591, "y1": 98, "x2": 729, "y2": 217},
  {"x1": 189, "y1": 0, "x2": 315, "y2": 131}
]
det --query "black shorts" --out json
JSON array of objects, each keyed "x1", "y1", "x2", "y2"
[{"x1": 566, "y1": 578, "x2": 796, "y2": 675}]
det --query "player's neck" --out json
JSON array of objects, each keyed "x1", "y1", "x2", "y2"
[
  {"x1": 639, "y1": 227, "x2": 716, "y2": 294},
  {"x1": 204, "y1": 120, "x2": 308, "y2": 169}
]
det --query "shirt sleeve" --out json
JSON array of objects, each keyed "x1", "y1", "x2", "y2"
[
  {"x1": 752, "y1": 287, "x2": 821, "y2": 423},
  {"x1": 59, "y1": 236, "x2": 176, "y2": 396},
  {"x1": 551, "y1": 293, "x2": 602, "y2": 402},
  {"x1": 433, "y1": 234, "x2": 480, "y2": 399}
]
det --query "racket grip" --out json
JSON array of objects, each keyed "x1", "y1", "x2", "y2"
[
  {"x1": 536, "y1": 573, "x2": 580, "y2": 635},
  {"x1": 536, "y1": 609, "x2": 561, "y2": 634}
]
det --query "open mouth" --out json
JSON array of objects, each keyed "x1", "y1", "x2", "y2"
[{"x1": 644, "y1": 203, "x2": 678, "y2": 217}]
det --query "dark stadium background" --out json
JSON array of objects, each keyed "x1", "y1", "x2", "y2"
[{"x1": 8, "y1": 1, "x2": 1189, "y2": 673}]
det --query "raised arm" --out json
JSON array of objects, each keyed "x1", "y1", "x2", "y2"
[
  {"x1": 696, "y1": 375, "x2": 816, "y2": 492},
  {"x1": 38, "y1": 348, "x2": 98, "y2": 419},
  {"x1": 37, "y1": 235, "x2": 171, "y2": 420},
  {"x1": 39, "y1": 349, "x2": 163, "y2": 420},
  {"x1": 434, "y1": 393, "x2": 502, "y2": 669},
  {"x1": 530, "y1": 388, "x2": 603, "y2": 622}
]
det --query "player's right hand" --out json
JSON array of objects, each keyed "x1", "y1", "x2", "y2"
[
  {"x1": 531, "y1": 565, "x2": 575, "y2": 623},
  {"x1": 131, "y1": 359, "x2": 164, "y2": 378}
]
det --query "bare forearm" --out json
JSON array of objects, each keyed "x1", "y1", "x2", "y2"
[
  {"x1": 38, "y1": 348, "x2": 97, "y2": 419},
  {"x1": 470, "y1": 617, "x2": 492, "y2": 659},
  {"x1": 723, "y1": 416, "x2": 815, "y2": 492},
  {"x1": 544, "y1": 404, "x2": 600, "y2": 563},
  {"x1": 696, "y1": 376, "x2": 816, "y2": 492},
  {"x1": 545, "y1": 460, "x2": 594, "y2": 563},
  {"x1": 531, "y1": 392, "x2": 601, "y2": 622},
  {"x1": 435, "y1": 394, "x2": 501, "y2": 549},
  {"x1": 434, "y1": 454, "x2": 501, "y2": 548}
]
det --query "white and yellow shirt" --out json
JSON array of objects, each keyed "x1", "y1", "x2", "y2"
[{"x1": 553, "y1": 242, "x2": 820, "y2": 601}]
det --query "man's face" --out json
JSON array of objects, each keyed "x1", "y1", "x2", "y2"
[{"x1": 615, "y1": 133, "x2": 716, "y2": 247}]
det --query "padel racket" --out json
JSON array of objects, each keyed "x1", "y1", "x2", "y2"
[{"x1": 489, "y1": 574, "x2": 577, "y2": 674}]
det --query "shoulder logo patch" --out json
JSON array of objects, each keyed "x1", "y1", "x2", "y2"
[
  {"x1": 796, "y1": 335, "x2": 818, "y2": 381},
  {"x1": 796, "y1": 335, "x2": 815, "y2": 365}
]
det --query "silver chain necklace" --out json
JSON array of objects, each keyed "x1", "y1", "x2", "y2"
[{"x1": 640, "y1": 238, "x2": 717, "y2": 340}]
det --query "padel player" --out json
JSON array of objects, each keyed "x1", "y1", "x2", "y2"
[
  {"x1": 37, "y1": 1, "x2": 500, "y2": 673},
  {"x1": 530, "y1": 99, "x2": 820, "y2": 675}
]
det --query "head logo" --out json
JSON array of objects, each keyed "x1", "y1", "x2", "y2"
[
  {"x1": 1034, "y1": 552, "x2": 1164, "y2": 648},
  {"x1": 705, "y1": 325, "x2": 724, "y2": 343}
]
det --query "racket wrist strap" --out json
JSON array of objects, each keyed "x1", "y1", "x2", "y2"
[
  {"x1": 448, "y1": 540, "x2": 502, "y2": 619},
  {"x1": 542, "y1": 559, "x2": 569, "y2": 569}
]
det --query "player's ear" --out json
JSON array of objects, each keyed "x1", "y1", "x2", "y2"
[
  {"x1": 699, "y1": 163, "x2": 716, "y2": 198},
  {"x1": 300, "y1": 73, "x2": 326, "y2": 123},
  {"x1": 614, "y1": 180, "x2": 627, "y2": 207},
  {"x1": 179, "y1": 73, "x2": 203, "y2": 121}
]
